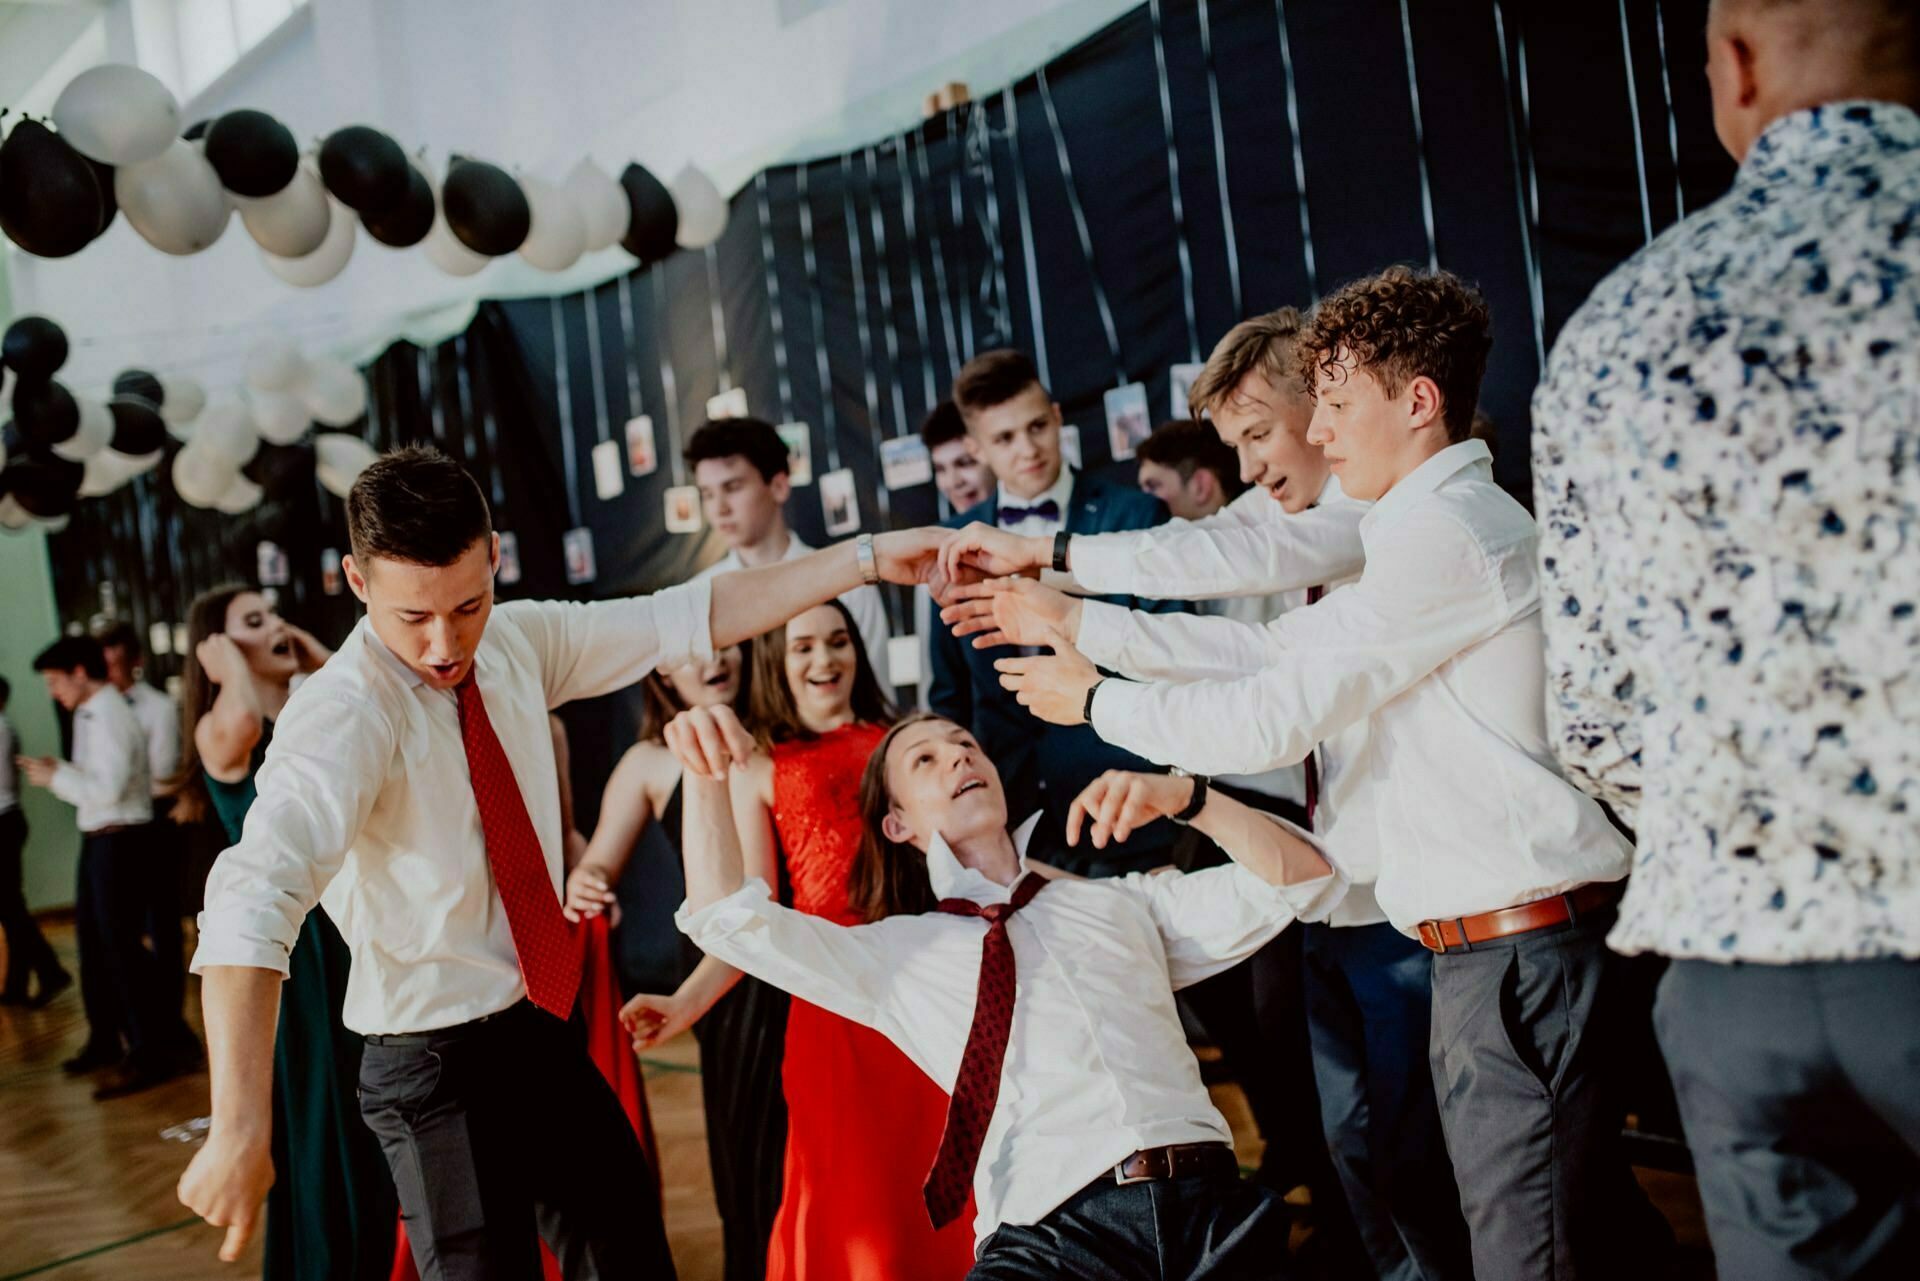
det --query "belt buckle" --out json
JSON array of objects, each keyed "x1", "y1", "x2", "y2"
[
  {"x1": 1417, "y1": 920, "x2": 1447, "y2": 953},
  {"x1": 1112, "y1": 1152, "x2": 1160, "y2": 1186}
]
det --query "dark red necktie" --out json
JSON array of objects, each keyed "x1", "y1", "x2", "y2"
[
  {"x1": 923, "y1": 871, "x2": 1047, "y2": 1229},
  {"x1": 1304, "y1": 584, "x2": 1326, "y2": 826},
  {"x1": 455, "y1": 671, "x2": 581, "y2": 1020}
]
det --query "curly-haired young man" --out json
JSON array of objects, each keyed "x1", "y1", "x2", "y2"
[{"x1": 985, "y1": 266, "x2": 1676, "y2": 1280}]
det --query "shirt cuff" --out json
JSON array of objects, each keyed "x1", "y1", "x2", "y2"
[
  {"x1": 674, "y1": 877, "x2": 779, "y2": 949},
  {"x1": 650, "y1": 575, "x2": 715, "y2": 670},
  {"x1": 1251, "y1": 813, "x2": 1350, "y2": 923},
  {"x1": 1087, "y1": 677, "x2": 1155, "y2": 757},
  {"x1": 1074, "y1": 600, "x2": 1130, "y2": 671},
  {"x1": 1065, "y1": 532, "x2": 1132, "y2": 596},
  {"x1": 189, "y1": 911, "x2": 294, "y2": 977},
  {"x1": 47, "y1": 762, "x2": 86, "y2": 809}
]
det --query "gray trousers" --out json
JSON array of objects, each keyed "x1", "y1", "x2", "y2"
[
  {"x1": 1655, "y1": 957, "x2": 1920, "y2": 1280},
  {"x1": 1428, "y1": 907, "x2": 1674, "y2": 1281}
]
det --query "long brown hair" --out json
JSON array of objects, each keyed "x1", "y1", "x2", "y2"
[
  {"x1": 166, "y1": 583, "x2": 254, "y2": 825},
  {"x1": 634, "y1": 645, "x2": 754, "y2": 743},
  {"x1": 847, "y1": 712, "x2": 949, "y2": 922},
  {"x1": 746, "y1": 598, "x2": 895, "y2": 749}
]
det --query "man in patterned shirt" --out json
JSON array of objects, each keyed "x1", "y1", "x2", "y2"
[{"x1": 1532, "y1": 1, "x2": 1920, "y2": 1275}]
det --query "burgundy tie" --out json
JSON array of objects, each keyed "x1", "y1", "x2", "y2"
[
  {"x1": 1304, "y1": 584, "x2": 1326, "y2": 826},
  {"x1": 454, "y1": 670, "x2": 581, "y2": 1020},
  {"x1": 923, "y1": 871, "x2": 1047, "y2": 1229}
]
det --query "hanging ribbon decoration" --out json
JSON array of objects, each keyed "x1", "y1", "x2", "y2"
[
  {"x1": 1617, "y1": 0, "x2": 1656, "y2": 245},
  {"x1": 1397, "y1": 0, "x2": 1441, "y2": 271},
  {"x1": 967, "y1": 102, "x2": 1015, "y2": 354},
  {"x1": 1001, "y1": 86, "x2": 1051, "y2": 388},
  {"x1": 1652, "y1": 2, "x2": 1687, "y2": 220},
  {"x1": 866, "y1": 147, "x2": 914, "y2": 434},
  {"x1": 1037, "y1": 66, "x2": 1128, "y2": 389},
  {"x1": 796, "y1": 163, "x2": 841, "y2": 474},
  {"x1": 754, "y1": 172, "x2": 798, "y2": 425},
  {"x1": 1274, "y1": 0, "x2": 1321, "y2": 301},
  {"x1": 473, "y1": 348, "x2": 509, "y2": 510},
  {"x1": 894, "y1": 133, "x2": 939, "y2": 413},
  {"x1": 1492, "y1": 0, "x2": 1548, "y2": 370},
  {"x1": 456, "y1": 335, "x2": 496, "y2": 495},
  {"x1": 548, "y1": 297, "x2": 583, "y2": 529},
  {"x1": 947, "y1": 108, "x2": 978, "y2": 362},
  {"x1": 615, "y1": 273, "x2": 646, "y2": 425},
  {"x1": 1196, "y1": 0, "x2": 1243, "y2": 319},
  {"x1": 417, "y1": 348, "x2": 443, "y2": 446},
  {"x1": 705, "y1": 245, "x2": 732, "y2": 393},
  {"x1": 1149, "y1": 0, "x2": 1201, "y2": 362},
  {"x1": 840, "y1": 153, "x2": 893, "y2": 525},
  {"x1": 584, "y1": 286, "x2": 613, "y2": 455},
  {"x1": 649, "y1": 271, "x2": 687, "y2": 488}
]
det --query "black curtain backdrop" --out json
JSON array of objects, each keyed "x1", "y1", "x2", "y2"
[{"x1": 45, "y1": 0, "x2": 1736, "y2": 830}]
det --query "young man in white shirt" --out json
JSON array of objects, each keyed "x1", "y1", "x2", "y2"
[
  {"x1": 0, "y1": 675, "x2": 71, "y2": 1007},
  {"x1": 19, "y1": 635, "x2": 170, "y2": 1099},
  {"x1": 980, "y1": 269, "x2": 1672, "y2": 1280},
  {"x1": 176, "y1": 445, "x2": 956, "y2": 1278},
  {"x1": 687, "y1": 417, "x2": 892, "y2": 685},
  {"x1": 666, "y1": 703, "x2": 1344, "y2": 1278}
]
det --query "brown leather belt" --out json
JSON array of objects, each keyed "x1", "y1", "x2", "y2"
[
  {"x1": 1112, "y1": 1142, "x2": 1239, "y2": 1185},
  {"x1": 1415, "y1": 880, "x2": 1625, "y2": 954}
]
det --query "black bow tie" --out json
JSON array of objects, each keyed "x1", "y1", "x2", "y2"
[{"x1": 997, "y1": 499, "x2": 1060, "y2": 525}]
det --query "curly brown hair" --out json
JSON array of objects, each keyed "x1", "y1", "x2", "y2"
[{"x1": 1298, "y1": 267, "x2": 1491, "y2": 443}]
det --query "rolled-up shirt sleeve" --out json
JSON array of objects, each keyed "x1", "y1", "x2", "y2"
[
  {"x1": 1110, "y1": 857, "x2": 1345, "y2": 990},
  {"x1": 1070, "y1": 494, "x2": 1365, "y2": 600},
  {"x1": 192, "y1": 691, "x2": 394, "y2": 975},
  {"x1": 509, "y1": 579, "x2": 715, "y2": 709}
]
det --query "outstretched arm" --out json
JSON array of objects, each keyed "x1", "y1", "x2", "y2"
[
  {"x1": 177, "y1": 967, "x2": 281, "y2": 1262},
  {"x1": 709, "y1": 529, "x2": 955, "y2": 652}
]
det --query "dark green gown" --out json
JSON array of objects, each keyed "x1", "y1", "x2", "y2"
[{"x1": 206, "y1": 722, "x2": 397, "y2": 1281}]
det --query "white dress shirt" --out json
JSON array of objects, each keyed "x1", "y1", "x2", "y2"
[
  {"x1": 50, "y1": 685, "x2": 153, "y2": 833},
  {"x1": 695, "y1": 533, "x2": 892, "y2": 687},
  {"x1": 0, "y1": 715, "x2": 19, "y2": 815},
  {"x1": 123, "y1": 680, "x2": 181, "y2": 798},
  {"x1": 193, "y1": 584, "x2": 713, "y2": 1035},
  {"x1": 678, "y1": 813, "x2": 1345, "y2": 1253},
  {"x1": 991, "y1": 466, "x2": 1078, "y2": 543},
  {"x1": 1087, "y1": 442, "x2": 1633, "y2": 932}
]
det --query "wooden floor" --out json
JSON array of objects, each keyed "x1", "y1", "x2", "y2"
[{"x1": 1, "y1": 921, "x2": 1716, "y2": 1280}]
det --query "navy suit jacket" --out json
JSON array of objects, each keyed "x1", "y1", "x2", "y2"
[{"x1": 928, "y1": 468, "x2": 1188, "y2": 874}]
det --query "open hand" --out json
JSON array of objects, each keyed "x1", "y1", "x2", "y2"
[
  {"x1": 621, "y1": 990, "x2": 699, "y2": 1051},
  {"x1": 177, "y1": 1128, "x2": 274, "y2": 1263},
  {"x1": 663, "y1": 705, "x2": 757, "y2": 781},
  {"x1": 1068, "y1": 770, "x2": 1195, "y2": 849},
  {"x1": 942, "y1": 577, "x2": 1082, "y2": 650},
  {"x1": 993, "y1": 628, "x2": 1102, "y2": 726}
]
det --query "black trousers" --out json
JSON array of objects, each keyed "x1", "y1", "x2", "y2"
[
  {"x1": 138, "y1": 812, "x2": 198, "y2": 1059},
  {"x1": 968, "y1": 1166, "x2": 1296, "y2": 1279},
  {"x1": 75, "y1": 829, "x2": 168, "y2": 1067},
  {"x1": 1427, "y1": 907, "x2": 1675, "y2": 1281},
  {"x1": 0, "y1": 808, "x2": 64, "y2": 997},
  {"x1": 358, "y1": 1000, "x2": 676, "y2": 1281},
  {"x1": 1655, "y1": 957, "x2": 1920, "y2": 1280}
]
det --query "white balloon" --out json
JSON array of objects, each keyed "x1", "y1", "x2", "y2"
[
  {"x1": 669, "y1": 165, "x2": 728, "y2": 249},
  {"x1": 566, "y1": 159, "x2": 627, "y2": 253},
  {"x1": 262, "y1": 195, "x2": 356, "y2": 287},
  {"x1": 0, "y1": 496, "x2": 36, "y2": 531},
  {"x1": 423, "y1": 162, "x2": 489, "y2": 276},
  {"x1": 126, "y1": 447, "x2": 163, "y2": 477},
  {"x1": 314, "y1": 432, "x2": 378, "y2": 498},
  {"x1": 198, "y1": 398, "x2": 262, "y2": 466},
  {"x1": 518, "y1": 176, "x2": 586, "y2": 272},
  {"x1": 245, "y1": 340, "x2": 307, "y2": 393},
  {"x1": 35, "y1": 513, "x2": 71, "y2": 533},
  {"x1": 213, "y1": 474, "x2": 264, "y2": 514},
  {"x1": 115, "y1": 139, "x2": 231, "y2": 255},
  {"x1": 250, "y1": 389, "x2": 312, "y2": 446},
  {"x1": 298, "y1": 359, "x2": 368, "y2": 427},
  {"x1": 172, "y1": 442, "x2": 239, "y2": 507},
  {"x1": 52, "y1": 395, "x2": 114, "y2": 461},
  {"x1": 158, "y1": 374, "x2": 207, "y2": 426},
  {"x1": 52, "y1": 64, "x2": 180, "y2": 166},
  {"x1": 235, "y1": 162, "x2": 330, "y2": 258},
  {"x1": 79, "y1": 449, "x2": 138, "y2": 497}
]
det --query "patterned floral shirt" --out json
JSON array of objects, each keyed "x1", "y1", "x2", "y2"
[{"x1": 1532, "y1": 101, "x2": 1919, "y2": 963}]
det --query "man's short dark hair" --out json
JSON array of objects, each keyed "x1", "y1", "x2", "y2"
[
  {"x1": 34, "y1": 635, "x2": 107, "y2": 681},
  {"x1": 95, "y1": 621, "x2": 140, "y2": 659},
  {"x1": 346, "y1": 445, "x2": 493, "y2": 568},
  {"x1": 918, "y1": 400, "x2": 967, "y2": 450},
  {"x1": 1135, "y1": 419, "x2": 1247, "y2": 498},
  {"x1": 951, "y1": 349, "x2": 1046, "y2": 423},
  {"x1": 0, "y1": 674, "x2": 11, "y2": 705},
  {"x1": 683, "y1": 418, "x2": 789, "y2": 484}
]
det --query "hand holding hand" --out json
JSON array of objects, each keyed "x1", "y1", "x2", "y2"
[
  {"x1": 1067, "y1": 770, "x2": 1195, "y2": 849},
  {"x1": 941, "y1": 577, "x2": 1081, "y2": 650},
  {"x1": 663, "y1": 705, "x2": 757, "y2": 781},
  {"x1": 937, "y1": 522, "x2": 1049, "y2": 586},
  {"x1": 16, "y1": 755, "x2": 57, "y2": 789}
]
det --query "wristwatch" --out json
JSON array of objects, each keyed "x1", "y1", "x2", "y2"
[
  {"x1": 1083, "y1": 677, "x2": 1106, "y2": 725},
  {"x1": 1168, "y1": 768, "x2": 1210, "y2": 825},
  {"x1": 855, "y1": 532, "x2": 879, "y2": 585},
  {"x1": 1052, "y1": 530, "x2": 1072, "y2": 574}
]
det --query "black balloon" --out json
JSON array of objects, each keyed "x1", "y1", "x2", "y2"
[
  {"x1": 183, "y1": 119, "x2": 212, "y2": 141},
  {"x1": 2, "y1": 316, "x2": 69, "y2": 381},
  {"x1": 318, "y1": 126, "x2": 410, "y2": 214},
  {"x1": 441, "y1": 158, "x2": 531, "y2": 256},
  {"x1": 12, "y1": 379, "x2": 79, "y2": 448},
  {"x1": 363, "y1": 164, "x2": 434, "y2": 247},
  {"x1": 4, "y1": 450, "x2": 83, "y2": 518},
  {"x1": 0, "y1": 120, "x2": 109, "y2": 258},
  {"x1": 113, "y1": 369, "x2": 165, "y2": 407},
  {"x1": 205, "y1": 110, "x2": 299, "y2": 198},
  {"x1": 618, "y1": 163, "x2": 678, "y2": 262},
  {"x1": 83, "y1": 154, "x2": 117, "y2": 239},
  {"x1": 108, "y1": 395, "x2": 167, "y2": 455}
]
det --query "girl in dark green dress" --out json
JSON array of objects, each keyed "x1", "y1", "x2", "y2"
[{"x1": 171, "y1": 585, "x2": 396, "y2": 1281}]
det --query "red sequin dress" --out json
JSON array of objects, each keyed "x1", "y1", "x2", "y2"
[{"x1": 765, "y1": 723, "x2": 976, "y2": 1280}]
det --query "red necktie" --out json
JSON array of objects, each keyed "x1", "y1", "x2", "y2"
[
  {"x1": 923, "y1": 871, "x2": 1047, "y2": 1229},
  {"x1": 1304, "y1": 584, "x2": 1326, "y2": 826},
  {"x1": 455, "y1": 670, "x2": 581, "y2": 1020}
]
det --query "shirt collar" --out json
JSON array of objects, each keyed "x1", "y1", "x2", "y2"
[
  {"x1": 360, "y1": 618, "x2": 427, "y2": 689},
  {"x1": 1357, "y1": 439, "x2": 1491, "y2": 541},
  {"x1": 924, "y1": 812, "x2": 1044, "y2": 905},
  {"x1": 996, "y1": 466, "x2": 1075, "y2": 519},
  {"x1": 1744, "y1": 100, "x2": 1920, "y2": 177},
  {"x1": 1315, "y1": 471, "x2": 1349, "y2": 506}
]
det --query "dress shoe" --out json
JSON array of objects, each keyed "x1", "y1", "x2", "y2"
[
  {"x1": 93, "y1": 1062, "x2": 177, "y2": 1101},
  {"x1": 62, "y1": 1045, "x2": 124, "y2": 1075},
  {"x1": 28, "y1": 970, "x2": 73, "y2": 1008}
]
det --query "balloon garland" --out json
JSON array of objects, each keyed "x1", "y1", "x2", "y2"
[{"x1": 2, "y1": 61, "x2": 726, "y2": 283}]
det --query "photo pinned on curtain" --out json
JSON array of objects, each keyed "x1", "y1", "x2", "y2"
[
  {"x1": 880, "y1": 435, "x2": 933, "y2": 490},
  {"x1": 563, "y1": 527, "x2": 598, "y2": 585},
  {"x1": 886, "y1": 634, "x2": 922, "y2": 689},
  {"x1": 497, "y1": 532, "x2": 523, "y2": 584},
  {"x1": 1059, "y1": 424, "x2": 1083, "y2": 471},
  {"x1": 706, "y1": 387, "x2": 749, "y2": 420},
  {"x1": 147, "y1": 622, "x2": 173, "y2": 657},
  {"x1": 1169, "y1": 363, "x2": 1205, "y2": 419},
  {"x1": 171, "y1": 623, "x2": 190, "y2": 656},
  {"x1": 1104, "y1": 383, "x2": 1151, "y2": 462},
  {"x1": 591, "y1": 439, "x2": 625, "y2": 501},
  {"x1": 664, "y1": 485, "x2": 703, "y2": 533},
  {"x1": 777, "y1": 421, "x2": 813, "y2": 486},
  {"x1": 320, "y1": 548, "x2": 343, "y2": 596},
  {"x1": 625, "y1": 414, "x2": 658, "y2": 477},
  {"x1": 819, "y1": 467, "x2": 860, "y2": 537},
  {"x1": 257, "y1": 540, "x2": 290, "y2": 587}
]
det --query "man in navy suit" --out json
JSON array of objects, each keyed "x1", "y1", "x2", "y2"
[{"x1": 928, "y1": 349, "x2": 1184, "y2": 875}]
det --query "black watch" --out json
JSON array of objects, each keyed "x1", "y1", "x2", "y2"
[
  {"x1": 1171, "y1": 771, "x2": 1210, "y2": 824},
  {"x1": 1082, "y1": 677, "x2": 1105, "y2": 725},
  {"x1": 1052, "y1": 530, "x2": 1072, "y2": 574}
]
